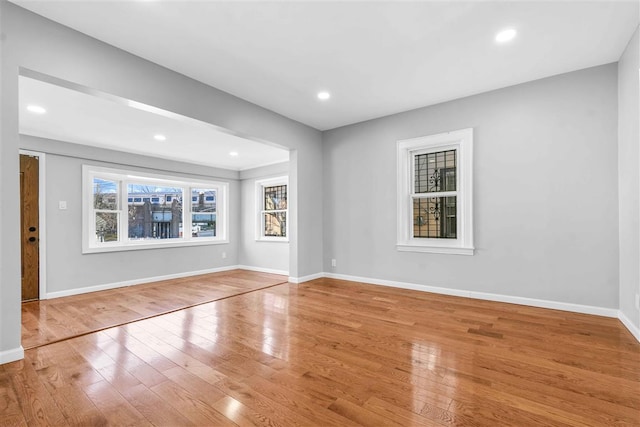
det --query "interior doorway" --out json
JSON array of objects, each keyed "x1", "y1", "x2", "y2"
[{"x1": 20, "y1": 153, "x2": 40, "y2": 301}]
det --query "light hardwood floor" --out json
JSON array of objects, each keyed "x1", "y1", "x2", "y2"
[
  {"x1": 21, "y1": 270, "x2": 288, "y2": 350},
  {"x1": 3, "y1": 274, "x2": 639, "y2": 426}
]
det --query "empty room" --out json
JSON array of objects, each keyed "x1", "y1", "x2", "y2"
[{"x1": 0, "y1": 1, "x2": 639, "y2": 426}]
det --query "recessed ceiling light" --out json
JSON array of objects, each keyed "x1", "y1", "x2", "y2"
[
  {"x1": 495, "y1": 28, "x2": 517, "y2": 44},
  {"x1": 26, "y1": 105, "x2": 46, "y2": 114},
  {"x1": 153, "y1": 134, "x2": 166, "y2": 141},
  {"x1": 229, "y1": 151, "x2": 239, "y2": 157},
  {"x1": 317, "y1": 91, "x2": 331, "y2": 101}
]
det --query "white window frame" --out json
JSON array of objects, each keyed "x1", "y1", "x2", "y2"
[
  {"x1": 397, "y1": 128, "x2": 474, "y2": 255},
  {"x1": 256, "y1": 176, "x2": 289, "y2": 242},
  {"x1": 82, "y1": 165, "x2": 229, "y2": 253}
]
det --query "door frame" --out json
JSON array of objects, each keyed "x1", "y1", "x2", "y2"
[{"x1": 19, "y1": 149, "x2": 47, "y2": 300}]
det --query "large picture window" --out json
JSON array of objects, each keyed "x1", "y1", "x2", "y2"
[
  {"x1": 256, "y1": 176, "x2": 288, "y2": 241},
  {"x1": 83, "y1": 165, "x2": 228, "y2": 253},
  {"x1": 397, "y1": 128, "x2": 474, "y2": 255}
]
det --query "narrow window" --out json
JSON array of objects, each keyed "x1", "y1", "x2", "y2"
[
  {"x1": 256, "y1": 177, "x2": 288, "y2": 241},
  {"x1": 397, "y1": 128, "x2": 473, "y2": 255},
  {"x1": 93, "y1": 177, "x2": 120, "y2": 243},
  {"x1": 191, "y1": 188, "x2": 216, "y2": 238}
]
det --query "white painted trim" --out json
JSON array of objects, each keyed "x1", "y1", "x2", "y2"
[
  {"x1": 288, "y1": 272, "x2": 324, "y2": 284},
  {"x1": 44, "y1": 265, "x2": 239, "y2": 300},
  {"x1": 236, "y1": 265, "x2": 289, "y2": 276},
  {"x1": 618, "y1": 310, "x2": 640, "y2": 343},
  {"x1": 0, "y1": 346, "x2": 25, "y2": 364},
  {"x1": 397, "y1": 244, "x2": 474, "y2": 255},
  {"x1": 323, "y1": 272, "x2": 619, "y2": 318},
  {"x1": 19, "y1": 150, "x2": 47, "y2": 300}
]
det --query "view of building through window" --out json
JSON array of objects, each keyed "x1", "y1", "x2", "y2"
[
  {"x1": 191, "y1": 188, "x2": 217, "y2": 238},
  {"x1": 127, "y1": 184, "x2": 184, "y2": 240},
  {"x1": 413, "y1": 149, "x2": 457, "y2": 239},
  {"x1": 264, "y1": 184, "x2": 287, "y2": 237},
  {"x1": 92, "y1": 178, "x2": 217, "y2": 243}
]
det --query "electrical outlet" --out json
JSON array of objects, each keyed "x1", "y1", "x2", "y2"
[
  {"x1": 222, "y1": 252, "x2": 227, "y2": 259},
  {"x1": 635, "y1": 293, "x2": 640, "y2": 310},
  {"x1": 331, "y1": 259, "x2": 337, "y2": 268}
]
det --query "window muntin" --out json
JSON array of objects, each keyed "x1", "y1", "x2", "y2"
[
  {"x1": 83, "y1": 165, "x2": 228, "y2": 253},
  {"x1": 397, "y1": 128, "x2": 473, "y2": 255},
  {"x1": 256, "y1": 177, "x2": 288, "y2": 241}
]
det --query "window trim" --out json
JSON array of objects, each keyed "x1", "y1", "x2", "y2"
[
  {"x1": 255, "y1": 176, "x2": 289, "y2": 242},
  {"x1": 82, "y1": 165, "x2": 229, "y2": 253},
  {"x1": 396, "y1": 128, "x2": 474, "y2": 255}
]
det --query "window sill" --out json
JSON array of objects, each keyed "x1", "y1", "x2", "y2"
[
  {"x1": 396, "y1": 244, "x2": 474, "y2": 256},
  {"x1": 256, "y1": 238, "x2": 289, "y2": 243},
  {"x1": 83, "y1": 238, "x2": 229, "y2": 254}
]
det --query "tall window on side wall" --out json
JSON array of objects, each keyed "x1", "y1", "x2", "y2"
[
  {"x1": 256, "y1": 177, "x2": 288, "y2": 241},
  {"x1": 397, "y1": 128, "x2": 474, "y2": 255},
  {"x1": 83, "y1": 165, "x2": 228, "y2": 253}
]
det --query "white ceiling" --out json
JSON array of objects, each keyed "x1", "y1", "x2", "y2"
[
  {"x1": 19, "y1": 76, "x2": 290, "y2": 171},
  {"x1": 12, "y1": 1, "x2": 639, "y2": 132}
]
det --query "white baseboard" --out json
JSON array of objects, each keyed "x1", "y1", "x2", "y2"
[
  {"x1": 0, "y1": 346, "x2": 24, "y2": 364},
  {"x1": 288, "y1": 272, "x2": 324, "y2": 284},
  {"x1": 38, "y1": 265, "x2": 640, "y2": 344},
  {"x1": 45, "y1": 265, "x2": 240, "y2": 300},
  {"x1": 236, "y1": 265, "x2": 289, "y2": 276},
  {"x1": 323, "y1": 272, "x2": 619, "y2": 318},
  {"x1": 618, "y1": 310, "x2": 640, "y2": 342}
]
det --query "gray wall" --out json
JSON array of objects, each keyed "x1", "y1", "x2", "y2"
[
  {"x1": 323, "y1": 64, "x2": 619, "y2": 309},
  {"x1": 1, "y1": 2, "x2": 322, "y2": 359},
  {"x1": 239, "y1": 162, "x2": 290, "y2": 273},
  {"x1": 618, "y1": 26, "x2": 640, "y2": 330},
  {"x1": 21, "y1": 135, "x2": 240, "y2": 294}
]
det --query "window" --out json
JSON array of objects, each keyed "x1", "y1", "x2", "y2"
[
  {"x1": 191, "y1": 188, "x2": 217, "y2": 238},
  {"x1": 397, "y1": 128, "x2": 473, "y2": 255},
  {"x1": 256, "y1": 176, "x2": 288, "y2": 241},
  {"x1": 127, "y1": 183, "x2": 183, "y2": 241},
  {"x1": 92, "y1": 178, "x2": 120, "y2": 243},
  {"x1": 83, "y1": 165, "x2": 228, "y2": 253}
]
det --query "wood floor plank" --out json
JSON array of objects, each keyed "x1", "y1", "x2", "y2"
[
  {"x1": 329, "y1": 397, "x2": 405, "y2": 427},
  {"x1": 149, "y1": 380, "x2": 235, "y2": 426},
  {"x1": 0, "y1": 368, "x2": 29, "y2": 427},
  {"x1": 214, "y1": 376, "x2": 318, "y2": 427},
  {"x1": 211, "y1": 395, "x2": 267, "y2": 427},
  {"x1": 2, "y1": 272, "x2": 638, "y2": 426},
  {"x1": 6, "y1": 361, "x2": 67, "y2": 426},
  {"x1": 243, "y1": 374, "x2": 362, "y2": 427},
  {"x1": 119, "y1": 383, "x2": 194, "y2": 426},
  {"x1": 83, "y1": 380, "x2": 151, "y2": 426},
  {"x1": 363, "y1": 395, "x2": 443, "y2": 427}
]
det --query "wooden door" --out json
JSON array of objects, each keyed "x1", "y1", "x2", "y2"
[{"x1": 20, "y1": 154, "x2": 39, "y2": 301}]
